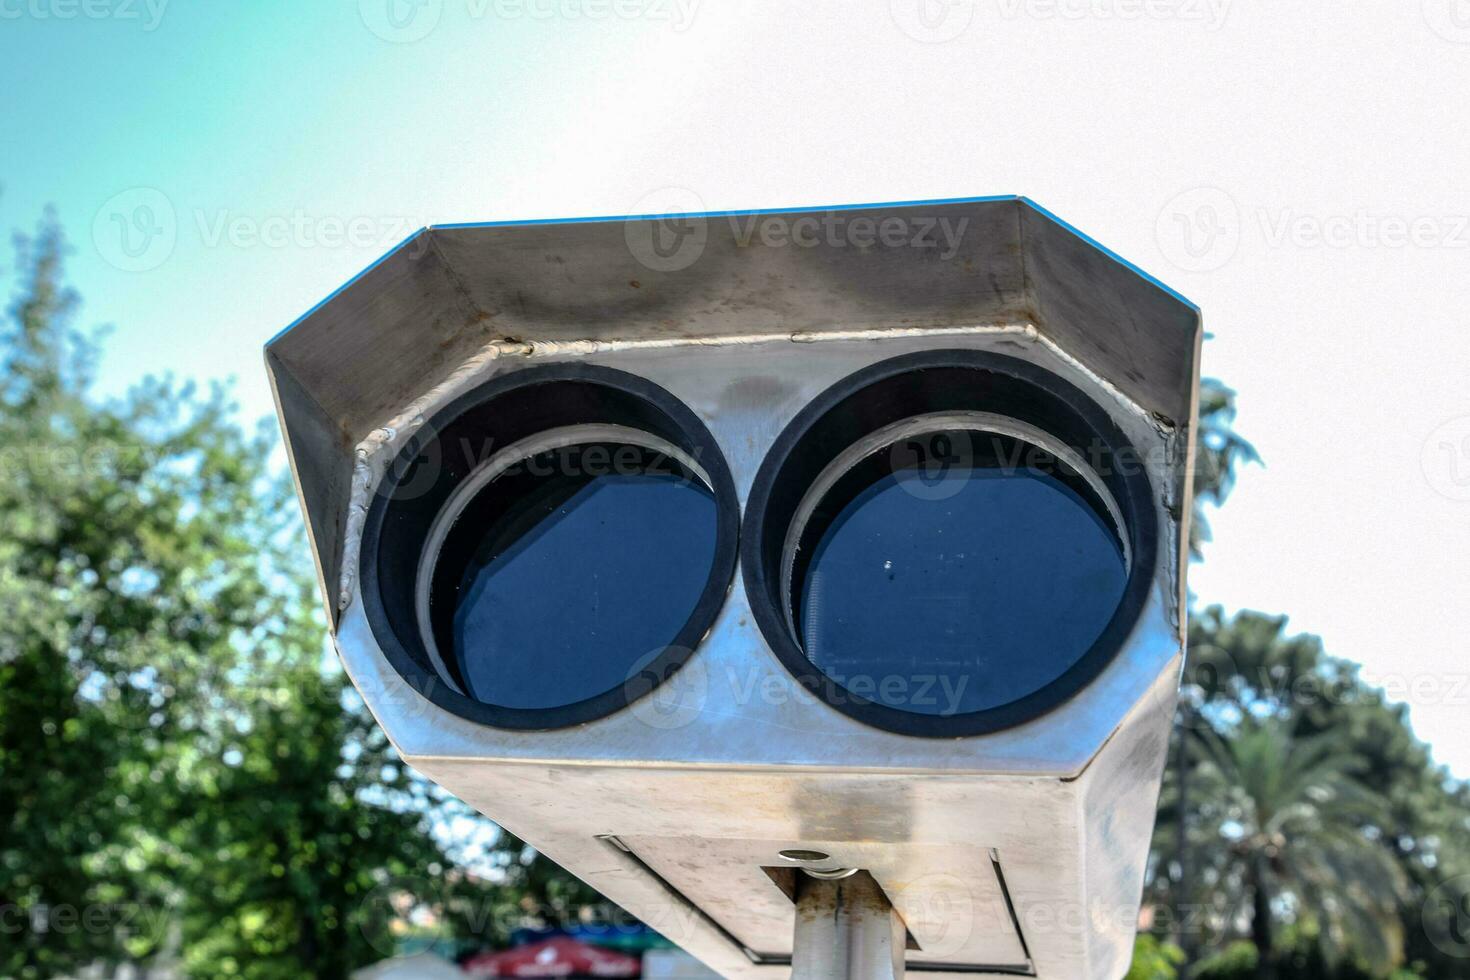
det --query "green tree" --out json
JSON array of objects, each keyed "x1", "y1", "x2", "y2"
[
  {"x1": 0, "y1": 215, "x2": 479, "y2": 978},
  {"x1": 1129, "y1": 933, "x2": 1187, "y2": 980},
  {"x1": 1146, "y1": 384, "x2": 1470, "y2": 979},
  {"x1": 1191, "y1": 378, "x2": 1258, "y2": 557},
  {"x1": 1190, "y1": 716, "x2": 1407, "y2": 977},
  {"x1": 1, "y1": 214, "x2": 213, "y2": 976},
  {"x1": 1153, "y1": 608, "x2": 1470, "y2": 979},
  {"x1": 170, "y1": 663, "x2": 458, "y2": 979}
]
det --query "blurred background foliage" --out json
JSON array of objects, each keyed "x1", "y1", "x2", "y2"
[{"x1": 1, "y1": 215, "x2": 1467, "y2": 978}]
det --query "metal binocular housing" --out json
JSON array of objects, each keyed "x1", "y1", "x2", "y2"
[{"x1": 267, "y1": 196, "x2": 1201, "y2": 980}]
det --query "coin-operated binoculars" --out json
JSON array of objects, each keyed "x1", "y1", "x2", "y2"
[{"x1": 267, "y1": 197, "x2": 1200, "y2": 980}]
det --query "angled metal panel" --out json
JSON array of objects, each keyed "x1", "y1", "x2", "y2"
[
  {"x1": 267, "y1": 199, "x2": 1199, "y2": 632},
  {"x1": 264, "y1": 350, "x2": 354, "y2": 628},
  {"x1": 428, "y1": 200, "x2": 1029, "y2": 346},
  {"x1": 1017, "y1": 200, "x2": 1199, "y2": 426}
]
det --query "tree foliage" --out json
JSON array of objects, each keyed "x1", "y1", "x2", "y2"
[
  {"x1": 3, "y1": 213, "x2": 1467, "y2": 980},
  {"x1": 1192, "y1": 378, "x2": 1259, "y2": 557},
  {"x1": 1149, "y1": 608, "x2": 1470, "y2": 978},
  {"x1": 0, "y1": 217, "x2": 504, "y2": 978}
]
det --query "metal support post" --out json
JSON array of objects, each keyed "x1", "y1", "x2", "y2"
[{"x1": 791, "y1": 870, "x2": 906, "y2": 980}]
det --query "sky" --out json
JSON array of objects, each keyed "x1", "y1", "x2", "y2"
[{"x1": 2, "y1": 2, "x2": 1468, "y2": 772}]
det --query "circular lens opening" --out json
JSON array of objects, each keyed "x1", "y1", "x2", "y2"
[
  {"x1": 786, "y1": 413, "x2": 1128, "y2": 718},
  {"x1": 418, "y1": 426, "x2": 718, "y2": 709},
  {"x1": 742, "y1": 350, "x2": 1156, "y2": 737},
  {"x1": 360, "y1": 365, "x2": 740, "y2": 730}
]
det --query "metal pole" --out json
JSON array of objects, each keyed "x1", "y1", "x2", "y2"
[{"x1": 791, "y1": 871, "x2": 906, "y2": 980}]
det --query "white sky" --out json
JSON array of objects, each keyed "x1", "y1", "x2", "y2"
[{"x1": 4, "y1": 2, "x2": 1467, "y2": 772}]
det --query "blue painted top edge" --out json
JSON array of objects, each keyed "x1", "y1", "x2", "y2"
[
  {"x1": 265, "y1": 226, "x2": 428, "y2": 349},
  {"x1": 427, "y1": 193, "x2": 1021, "y2": 230},
  {"x1": 268, "y1": 194, "x2": 1196, "y2": 349},
  {"x1": 1017, "y1": 197, "x2": 1199, "y2": 312}
]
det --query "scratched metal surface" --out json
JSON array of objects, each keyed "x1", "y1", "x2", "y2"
[
  {"x1": 265, "y1": 198, "x2": 1199, "y2": 629},
  {"x1": 267, "y1": 198, "x2": 1199, "y2": 979}
]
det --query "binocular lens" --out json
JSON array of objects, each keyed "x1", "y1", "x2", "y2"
[
  {"x1": 790, "y1": 427, "x2": 1127, "y2": 717},
  {"x1": 743, "y1": 351, "x2": 1153, "y2": 735},
  {"x1": 426, "y1": 442, "x2": 718, "y2": 710},
  {"x1": 362, "y1": 365, "x2": 740, "y2": 730}
]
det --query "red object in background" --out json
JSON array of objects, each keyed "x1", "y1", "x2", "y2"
[{"x1": 463, "y1": 938, "x2": 641, "y2": 978}]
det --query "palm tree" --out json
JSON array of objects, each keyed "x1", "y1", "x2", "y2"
[
  {"x1": 1188, "y1": 714, "x2": 1406, "y2": 977},
  {"x1": 1190, "y1": 378, "x2": 1260, "y2": 559}
]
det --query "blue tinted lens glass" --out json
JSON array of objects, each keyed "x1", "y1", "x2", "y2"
[
  {"x1": 430, "y1": 443, "x2": 717, "y2": 709},
  {"x1": 793, "y1": 430, "x2": 1126, "y2": 717}
]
